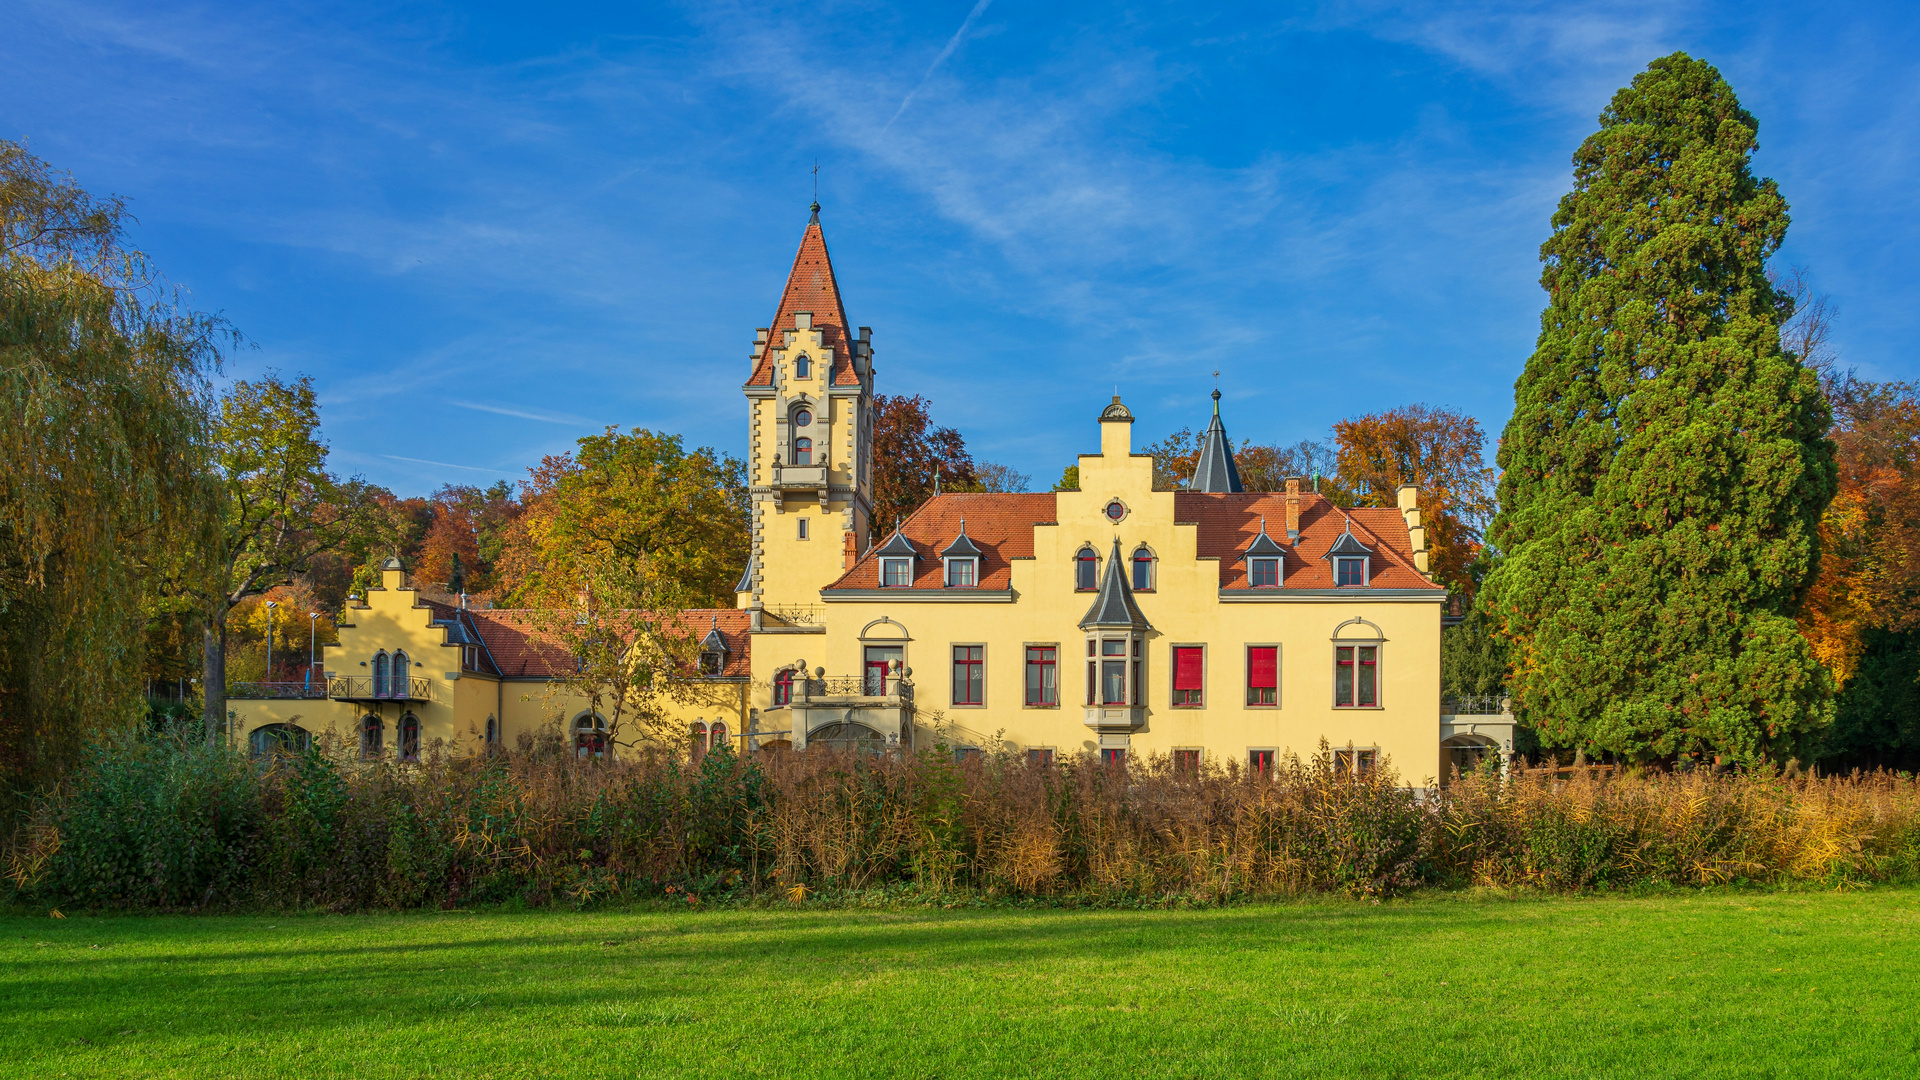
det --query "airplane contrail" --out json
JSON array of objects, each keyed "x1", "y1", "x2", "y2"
[{"x1": 884, "y1": 0, "x2": 995, "y2": 131}]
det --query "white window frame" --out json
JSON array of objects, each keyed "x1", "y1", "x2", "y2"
[
  {"x1": 944, "y1": 556, "x2": 978, "y2": 588},
  {"x1": 881, "y1": 557, "x2": 913, "y2": 587},
  {"x1": 1249, "y1": 556, "x2": 1282, "y2": 588}
]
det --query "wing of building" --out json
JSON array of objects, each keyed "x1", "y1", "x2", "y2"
[{"x1": 227, "y1": 204, "x2": 1509, "y2": 784}]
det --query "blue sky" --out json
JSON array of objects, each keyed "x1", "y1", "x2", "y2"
[{"x1": 5, "y1": 1, "x2": 1917, "y2": 495}]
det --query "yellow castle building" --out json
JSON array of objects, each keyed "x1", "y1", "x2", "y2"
[{"x1": 229, "y1": 205, "x2": 1512, "y2": 784}]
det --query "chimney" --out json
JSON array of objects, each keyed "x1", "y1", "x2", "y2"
[
  {"x1": 1397, "y1": 483, "x2": 1432, "y2": 578},
  {"x1": 844, "y1": 530, "x2": 857, "y2": 571},
  {"x1": 1284, "y1": 477, "x2": 1301, "y2": 541}
]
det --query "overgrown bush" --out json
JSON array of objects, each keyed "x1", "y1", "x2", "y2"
[{"x1": 6, "y1": 732, "x2": 1919, "y2": 911}]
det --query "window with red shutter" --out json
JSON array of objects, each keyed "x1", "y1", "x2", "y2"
[
  {"x1": 1247, "y1": 645, "x2": 1278, "y2": 706},
  {"x1": 1172, "y1": 646, "x2": 1203, "y2": 706}
]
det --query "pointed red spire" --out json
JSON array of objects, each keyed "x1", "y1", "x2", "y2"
[{"x1": 746, "y1": 204, "x2": 856, "y2": 387}]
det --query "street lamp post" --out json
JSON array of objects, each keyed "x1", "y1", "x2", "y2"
[
  {"x1": 265, "y1": 600, "x2": 278, "y2": 682},
  {"x1": 308, "y1": 612, "x2": 320, "y2": 692}
]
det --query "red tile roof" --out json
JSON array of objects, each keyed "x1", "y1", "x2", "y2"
[
  {"x1": 826, "y1": 492, "x2": 1058, "y2": 591},
  {"x1": 745, "y1": 214, "x2": 859, "y2": 388},
  {"x1": 822, "y1": 490, "x2": 1438, "y2": 593},
  {"x1": 462, "y1": 608, "x2": 752, "y2": 678},
  {"x1": 1175, "y1": 492, "x2": 1441, "y2": 590}
]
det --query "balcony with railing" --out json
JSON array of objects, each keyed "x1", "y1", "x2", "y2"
[
  {"x1": 328, "y1": 675, "x2": 431, "y2": 702},
  {"x1": 228, "y1": 681, "x2": 330, "y2": 700},
  {"x1": 1442, "y1": 693, "x2": 1509, "y2": 717},
  {"x1": 764, "y1": 603, "x2": 827, "y2": 627},
  {"x1": 803, "y1": 675, "x2": 914, "y2": 703}
]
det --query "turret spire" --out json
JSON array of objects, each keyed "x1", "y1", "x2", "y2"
[{"x1": 1190, "y1": 389, "x2": 1244, "y2": 493}]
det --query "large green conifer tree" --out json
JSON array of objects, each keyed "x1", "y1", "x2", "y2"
[{"x1": 1482, "y1": 54, "x2": 1835, "y2": 763}]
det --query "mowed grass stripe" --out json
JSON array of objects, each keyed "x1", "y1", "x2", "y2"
[{"x1": 2, "y1": 890, "x2": 1917, "y2": 1079}]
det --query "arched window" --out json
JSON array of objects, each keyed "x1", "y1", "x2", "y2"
[
  {"x1": 793, "y1": 437, "x2": 812, "y2": 466},
  {"x1": 1131, "y1": 547, "x2": 1155, "y2": 591},
  {"x1": 371, "y1": 651, "x2": 390, "y2": 698},
  {"x1": 709, "y1": 721, "x2": 728, "y2": 753},
  {"x1": 391, "y1": 651, "x2": 410, "y2": 697},
  {"x1": 485, "y1": 715, "x2": 498, "y2": 746},
  {"x1": 1075, "y1": 547, "x2": 1098, "y2": 591},
  {"x1": 774, "y1": 669, "x2": 794, "y2": 707},
  {"x1": 399, "y1": 713, "x2": 421, "y2": 763},
  {"x1": 795, "y1": 355, "x2": 812, "y2": 380},
  {"x1": 360, "y1": 715, "x2": 384, "y2": 760},
  {"x1": 574, "y1": 714, "x2": 608, "y2": 759},
  {"x1": 690, "y1": 721, "x2": 709, "y2": 762},
  {"x1": 250, "y1": 724, "x2": 310, "y2": 758}
]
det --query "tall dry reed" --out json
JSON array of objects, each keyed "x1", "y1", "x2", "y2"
[{"x1": 6, "y1": 733, "x2": 1918, "y2": 911}]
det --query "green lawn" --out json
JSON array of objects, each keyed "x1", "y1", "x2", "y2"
[{"x1": 4, "y1": 889, "x2": 1918, "y2": 1079}]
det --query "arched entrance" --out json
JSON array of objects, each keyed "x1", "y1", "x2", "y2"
[
  {"x1": 807, "y1": 721, "x2": 886, "y2": 753},
  {"x1": 1443, "y1": 733, "x2": 1502, "y2": 781}
]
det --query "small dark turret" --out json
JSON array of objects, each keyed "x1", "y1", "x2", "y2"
[{"x1": 1190, "y1": 390, "x2": 1243, "y2": 493}]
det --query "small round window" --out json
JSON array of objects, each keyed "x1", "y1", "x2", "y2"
[
  {"x1": 794, "y1": 409, "x2": 812, "y2": 427},
  {"x1": 1104, "y1": 500, "x2": 1126, "y2": 522}
]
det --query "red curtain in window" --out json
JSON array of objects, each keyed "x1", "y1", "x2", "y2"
[
  {"x1": 1248, "y1": 646, "x2": 1277, "y2": 689},
  {"x1": 1173, "y1": 647, "x2": 1203, "y2": 691}
]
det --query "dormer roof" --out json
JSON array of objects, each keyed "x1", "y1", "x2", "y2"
[
  {"x1": 1326, "y1": 526, "x2": 1375, "y2": 558},
  {"x1": 1080, "y1": 537, "x2": 1151, "y2": 630},
  {"x1": 873, "y1": 530, "x2": 920, "y2": 560},
  {"x1": 940, "y1": 520, "x2": 985, "y2": 560},
  {"x1": 1240, "y1": 518, "x2": 1287, "y2": 561},
  {"x1": 1189, "y1": 390, "x2": 1243, "y2": 493},
  {"x1": 700, "y1": 618, "x2": 729, "y2": 654}
]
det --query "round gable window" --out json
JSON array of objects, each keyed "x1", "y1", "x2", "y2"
[
  {"x1": 1104, "y1": 499, "x2": 1127, "y2": 523},
  {"x1": 794, "y1": 409, "x2": 813, "y2": 427}
]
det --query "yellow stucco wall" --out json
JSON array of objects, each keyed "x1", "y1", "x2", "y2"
[{"x1": 749, "y1": 406, "x2": 1445, "y2": 783}]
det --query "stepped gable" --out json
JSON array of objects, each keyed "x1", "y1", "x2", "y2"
[
  {"x1": 826, "y1": 492, "x2": 1058, "y2": 590},
  {"x1": 1174, "y1": 492, "x2": 1439, "y2": 590},
  {"x1": 462, "y1": 608, "x2": 753, "y2": 678},
  {"x1": 745, "y1": 205, "x2": 859, "y2": 389}
]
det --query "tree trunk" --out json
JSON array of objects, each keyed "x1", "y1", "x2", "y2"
[{"x1": 203, "y1": 614, "x2": 227, "y2": 746}]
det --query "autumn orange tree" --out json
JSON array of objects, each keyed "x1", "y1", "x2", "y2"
[{"x1": 1332, "y1": 404, "x2": 1495, "y2": 594}]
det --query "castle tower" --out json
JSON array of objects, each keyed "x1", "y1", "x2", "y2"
[{"x1": 739, "y1": 203, "x2": 875, "y2": 611}]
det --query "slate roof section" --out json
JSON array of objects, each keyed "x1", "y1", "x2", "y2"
[
  {"x1": 1326, "y1": 527, "x2": 1375, "y2": 558},
  {"x1": 940, "y1": 520, "x2": 985, "y2": 560},
  {"x1": 1189, "y1": 390, "x2": 1243, "y2": 493},
  {"x1": 873, "y1": 529, "x2": 921, "y2": 560},
  {"x1": 826, "y1": 492, "x2": 1059, "y2": 591},
  {"x1": 1175, "y1": 493, "x2": 1440, "y2": 591},
  {"x1": 744, "y1": 207, "x2": 860, "y2": 389},
  {"x1": 733, "y1": 556, "x2": 756, "y2": 594},
  {"x1": 1080, "y1": 537, "x2": 1151, "y2": 629},
  {"x1": 1240, "y1": 519, "x2": 1287, "y2": 561}
]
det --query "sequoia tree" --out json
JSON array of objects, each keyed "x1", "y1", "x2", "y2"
[{"x1": 1480, "y1": 54, "x2": 1835, "y2": 763}]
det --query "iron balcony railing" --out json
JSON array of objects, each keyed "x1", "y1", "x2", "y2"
[
  {"x1": 765, "y1": 604, "x2": 827, "y2": 626},
  {"x1": 228, "y1": 681, "x2": 330, "y2": 700},
  {"x1": 806, "y1": 676, "x2": 914, "y2": 700},
  {"x1": 1443, "y1": 693, "x2": 1508, "y2": 716},
  {"x1": 328, "y1": 675, "x2": 431, "y2": 702}
]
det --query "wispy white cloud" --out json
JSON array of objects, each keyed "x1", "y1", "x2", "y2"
[
  {"x1": 381, "y1": 453, "x2": 508, "y2": 474},
  {"x1": 450, "y1": 400, "x2": 600, "y2": 427},
  {"x1": 885, "y1": 0, "x2": 996, "y2": 130}
]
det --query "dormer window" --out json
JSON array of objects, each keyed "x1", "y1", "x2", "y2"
[
  {"x1": 1325, "y1": 526, "x2": 1374, "y2": 588},
  {"x1": 1240, "y1": 517, "x2": 1287, "y2": 590},
  {"x1": 795, "y1": 355, "x2": 812, "y2": 379},
  {"x1": 699, "y1": 649, "x2": 724, "y2": 675},
  {"x1": 1075, "y1": 547, "x2": 1098, "y2": 591},
  {"x1": 793, "y1": 437, "x2": 812, "y2": 466},
  {"x1": 874, "y1": 529, "x2": 919, "y2": 588},
  {"x1": 698, "y1": 623, "x2": 729, "y2": 675},
  {"x1": 940, "y1": 519, "x2": 984, "y2": 589}
]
